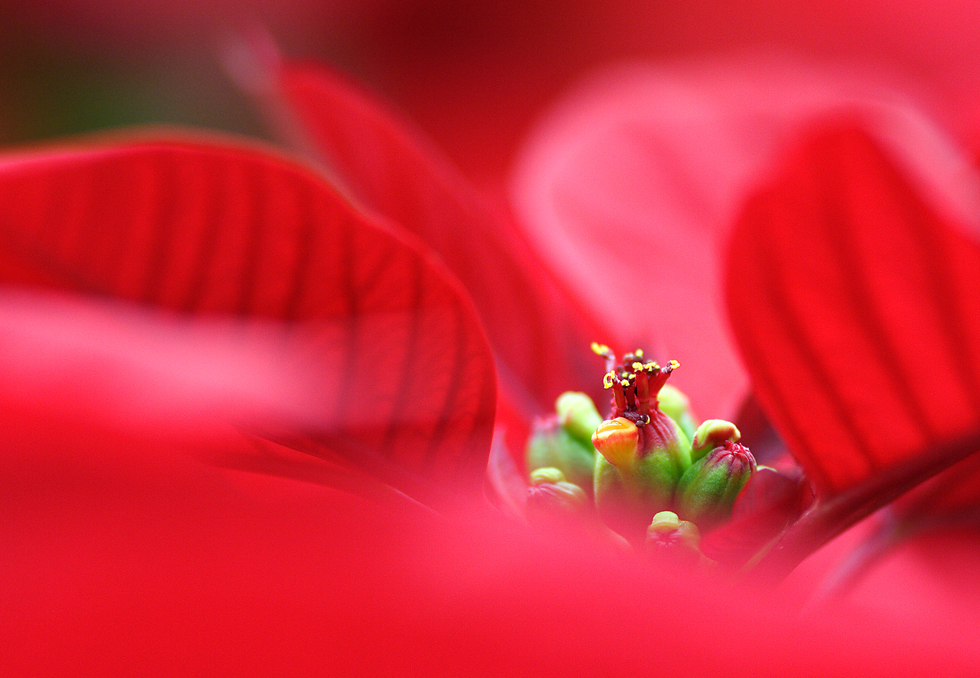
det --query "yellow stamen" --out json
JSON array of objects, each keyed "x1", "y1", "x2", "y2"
[{"x1": 591, "y1": 342, "x2": 612, "y2": 356}]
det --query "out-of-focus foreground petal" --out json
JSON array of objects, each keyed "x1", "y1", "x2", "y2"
[
  {"x1": 511, "y1": 59, "x2": 949, "y2": 419},
  {"x1": 238, "y1": 53, "x2": 611, "y2": 422},
  {"x1": 844, "y1": 527, "x2": 980, "y2": 627},
  {"x1": 726, "y1": 121, "x2": 980, "y2": 563},
  {"x1": 4, "y1": 415, "x2": 980, "y2": 677},
  {"x1": 0, "y1": 135, "x2": 496, "y2": 505}
]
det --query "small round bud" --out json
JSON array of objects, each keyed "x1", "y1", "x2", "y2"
[
  {"x1": 526, "y1": 475, "x2": 591, "y2": 528},
  {"x1": 645, "y1": 511, "x2": 702, "y2": 565}
]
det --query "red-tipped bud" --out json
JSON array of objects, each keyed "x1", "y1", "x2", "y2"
[{"x1": 676, "y1": 441, "x2": 757, "y2": 531}]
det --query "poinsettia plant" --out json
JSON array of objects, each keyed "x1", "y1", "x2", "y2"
[
  {"x1": 249, "y1": 47, "x2": 980, "y2": 569},
  {"x1": 4, "y1": 46, "x2": 980, "y2": 674}
]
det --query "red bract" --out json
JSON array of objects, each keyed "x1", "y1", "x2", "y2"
[
  {"x1": 727, "y1": 121, "x2": 980, "y2": 575},
  {"x1": 730, "y1": 123, "x2": 980, "y2": 493},
  {"x1": 237, "y1": 48, "x2": 614, "y2": 430},
  {"x1": 8, "y1": 409, "x2": 980, "y2": 676},
  {"x1": 0, "y1": 134, "x2": 496, "y2": 506}
]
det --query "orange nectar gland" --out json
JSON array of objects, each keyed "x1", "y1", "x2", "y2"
[{"x1": 592, "y1": 418, "x2": 640, "y2": 468}]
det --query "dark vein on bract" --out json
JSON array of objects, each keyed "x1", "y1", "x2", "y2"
[
  {"x1": 889, "y1": 169, "x2": 980, "y2": 419},
  {"x1": 336, "y1": 212, "x2": 359, "y2": 430},
  {"x1": 820, "y1": 143, "x2": 937, "y2": 444},
  {"x1": 69, "y1": 159, "x2": 104, "y2": 291},
  {"x1": 460, "y1": 338, "x2": 497, "y2": 491},
  {"x1": 281, "y1": 173, "x2": 316, "y2": 323},
  {"x1": 140, "y1": 151, "x2": 179, "y2": 306},
  {"x1": 420, "y1": 297, "x2": 469, "y2": 483},
  {"x1": 731, "y1": 200, "x2": 834, "y2": 492},
  {"x1": 235, "y1": 161, "x2": 265, "y2": 317},
  {"x1": 182, "y1": 155, "x2": 225, "y2": 315},
  {"x1": 380, "y1": 249, "x2": 424, "y2": 456},
  {"x1": 756, "y1": 183, "x2": 879, "y2": 489}
]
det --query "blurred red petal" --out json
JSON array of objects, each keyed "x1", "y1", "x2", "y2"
[
  {"x1": 5, "y1": 420, "x2": 980, "y2": 675},
  {"x1": 248, "y1": 56, "x2": 610, "y2": 418},
  {"x1": 511, "y1": 59, "x2": 946, "y2": 419},
  {"x1": 899, "y1": 454, "x2": 980, "y2": 516},
  {"x1": 0, "y1": 290, "x2": 322, "y2": 430},
  {"x1": 0, "y1": 292, "x2": 975, "y2": 671},
  {"x1": 845, "y1": 527, "x2": 980, "y2": 625},
  {"x1": 726, "y1": 121, "x2": 980, "y2": 531},
  {"x1": 485, "y1": 428, "x2": 528, "y2": 521},
  {"x1": 0, "y1": 135, "x2": 496, "y2": 504}
]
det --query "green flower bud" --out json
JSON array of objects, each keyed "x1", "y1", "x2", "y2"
[
  {"x1": 676, "y1": 440, "x2": 756, "y2": 531},
  {"x1": 555, "y1": 392, "x2": 603, "y2": 445},
  {"x1": 645, "y1": 511, "x2": 703, "y2": 565},
  {"x1": 526, "y1": 468, "x2": 592, "y2": 528},
  {"x1": 690, "y1": 419, "x2": 741, "y2": 463},
  {"x1": 525, "y1": 408, "x2": 596, "y2": 493},
  {"x1": 658, "y1": 384, "x2": 698, "y2": 442}
]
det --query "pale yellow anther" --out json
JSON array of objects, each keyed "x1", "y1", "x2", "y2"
[
  {"x1": 591, "y1": 342, "x2": 612, "y2": 356},
  {"x1": 530, "y1": 467, "x2": 566, "y2": 485},
  {"x1": 635, "y1": 349, "x2": 644, "y2": 358},
  {"x1": 667, "y1": 360, "x2": 680, "y2": 370},
  {"x1": 632, "y1": 362, "x2": 645, "y2": 372},
  {"x1": 603, "y1": 372, "x2": 616, "y2": 389}
]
